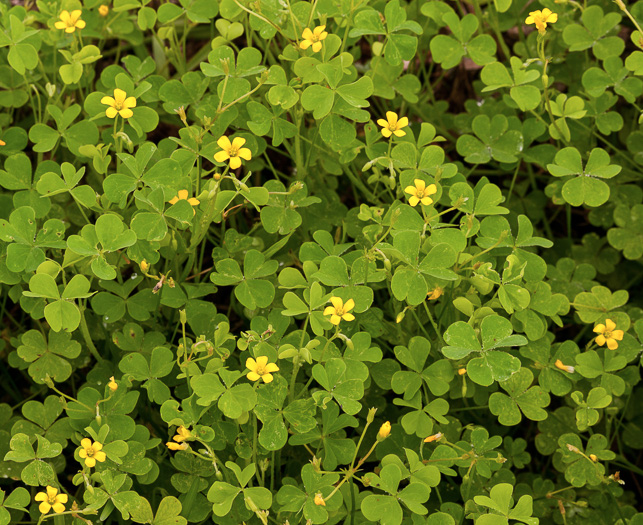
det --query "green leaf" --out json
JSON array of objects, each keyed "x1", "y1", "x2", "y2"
[{"x1": 489, "y1": 368, "x2": 550, "y2": 425}]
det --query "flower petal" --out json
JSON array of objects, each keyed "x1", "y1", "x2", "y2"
[
  {"x1": 246, "y1": 357, "x2": 257, "y2": 371},
  {"x1": 101, "y1": 96, "x2": 115, "y2": 106},
  {"x1": 323, "y1": 306, "x2": 336, "y2": 315},
  {"x1": 393, "y1": 129, "x2": 406, "y2": 137},
  {"x1": 231, "y1": 136, "x2": 246, "y2": 149},
  {"x1": 330, "y1": 297, "x2": 343, "y2": 310},
  {"x1": 168, "y1": 197, "x2": 179, "y2": 205},
  {"x1": 85, "y1": 457, "x2": 96, "y2": 468},
  {"x1": 612, "y1": 330, "x2": 624, "y2": 340},
  {"x1": 105, "y1": 107, "x2": 118, "y2": 118},
  {"x1": 404, "y1": 185, "x2": 417, "y2": 195},
  {"x1": 113, "y1": 88, "x2": 127, "y2": 103},
  {"x1": 188, "y1": 198, "x2": 200, "y2": 206},
  {"x1": 595, "y1": 334, "x2": 606, "y2": 346},
  {"x1": 229, "y1": 156, "x2": 242, "y2": 169},
  {"x1": 217, "y1": 135, "x2": 232, "y2": 150},
  {"x1": 262, "y1": 373, "x2": 274, "y2": 383},
  {"x1": 409, "y1": 196, "x2": 420, "y2": 207},
  {"x1": 81, "y1": 438, "x2": 92, "y2": 449},
  {"x1": 314, "y1": 25, "x2": 326, "y2": 35},
  {"x1": 54, "y1": 21, "x2": 67, "y2": 29},
  {"x1": 312, "y1": 41, "x2": 322, "y2": 52},
  {"x1": 330, "y1": 314, "x2": 341, "y2": 325},
  {"x1": 426, "y1": 183, "x2": 438, "y2": 195},
  {"x1": 35, "y1": 492, "x2": 48, "y2": 502},
  {"x1": 247, "y1": 371, "x2": 261, "y2": 381},
  {"x1": 397, "y1": 116, "x2": 409, "y2": 128},
  {"x1": 376, "y1": 119, "x2": 388, "y2": 127},
  {"x1": 299, "y1": 40, "x2": 312, "y2": 50},
  {"x1": 343, "y1": 298, "x2": 355, "y2": 312},
  {"x1": 593, "y1": 324, "x2": 605, "y2": 334},
  {"x1": 124, "y1": 97, "x2": 137, "y2": 109},
  {"x1": 342, "y1": 313, "x2": 355, "y2": 322},
  {"x1": 52, "y1": 502, "x2": 66, "y2": 514},
  {"x1": 414, "y1": 179, "x2": 426, "y2": 191},
  {"x1": 380, "y1": 128, "x2": 392, "y2": 138},
  {"x1": 302, "y1": 28, "x2": 314, "y2": 40},
  {"x1": 178, "y1": 190, "x2": 188, "y2": 200},
  {"x1": 265, "y1": 363, "x2": 279, "y2": 373},
  {"x1": 214, "y1": 151, "x2": 230, "y2": 163},
  {"x1": 95, "y1": 451, "x2": 107, "y2": 462},
  {"x1": 39, "y1": 502, "x2": 52, "y2": 514},
  {"x1": 119, "y1": 108, "x2": 133, "y2": 119},
  {"x1": 57, "y1": 494, "x2": 68, "y2": 504},
  {"x1": 605, "y1": 319, "x2": 616, "y2": 331},
  {"x1": 420, "y1": 197, "x2": 434, "y2": 206},
  {"x1": 238, "y1": 147, "x2": 252, "y2": 161},
  {"x1": 76, "y1": 19, "x2": 86, "y2": 29},
  {"x1": 256, "y1": 355, "x2": 269, "y2": 367},
  {"x1": 607, "y1": 338, "x2": 618, "y2": 350},
  {"x1": 79, "y1": 449, "x2": 88, "y2": 458}
]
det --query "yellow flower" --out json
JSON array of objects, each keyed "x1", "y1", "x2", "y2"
[
  {"x1": 458, "y1": 367, "x2": 467, "y2": 376},
  {"x1": 99, "y1": 5, "x2": 109, "y2": 16},
  {"x1": 101, "y1": 88, "x2": 137, "y2": 119},
  {"x1": 78, "y1": 438, "x2": 107, "y2": 468},
  {"x1": 525, "y1": 8, "x2": 558, "y2": 34},
  {"x1": 554, "y1": 359, "x2": 574, "y2": 374},
  {"x1": 404, "y1": 179, "x2": 437, "y2": 207},
  {"x1": 300, "y1": 25, "x2": 328, "y2": 53},
  {"x1": 246, "y1": 356, "x2": 280, "y2": 383},
  {"x1": 589, "y1": 454, "x2": 598, "y2": 462},
  {"x1": 323, "y1": 297, "x2": 355, "y2": 326},
  {"x1": 54, "y1": 10, "x2": 86, "y2": 33},
  {"x1": 166, "y1": 442, "x2": 189, "y2": 451},
  {"x1": 314, "y1": 493, "x2": 326, "y2": 506},
  {"x1": 214, "y1": 136, "x2": 252, "y2": 169},
  {"x1": 377, "y1": 111, "x2": 409, "y2": 138},
  {"x1": 107, "y1": 376, "x2": 118, "y2": 391},
  {"x1": 593, "y1": 318, "x2": 624, "y2": 350},
  {"x1": 168, "y1": 190, "x2": 200, "y2": 214},
  {"x1": 424, "y1": 432, "x2": 443, "y2": 443},
  {"x1": 378, "y1": 421, "x2": 391, "y2": 440},
  {"x1": 34, "y1": 486, "x2": 68, "y2": 514},
  {"x1": 427, "y1": 286, "x2": 443, "y2": 300},
  {"x1": 140, "y1": 259, "x2": 150, "y2": 272},
  {"x1": 171, "y1": 426, "x2": 193, "y2": 443},
  {"x1": 0, "y1": 139, "x2": 5, "y2": 146}
]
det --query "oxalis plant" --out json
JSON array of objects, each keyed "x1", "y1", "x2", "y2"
[{"x1": 0, "y1": 0, "x2": 642, "y2": 524}]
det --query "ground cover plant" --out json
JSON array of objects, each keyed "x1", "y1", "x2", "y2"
[{"x1": 0, "y1": 0, "x2": 642, "y2": 523}]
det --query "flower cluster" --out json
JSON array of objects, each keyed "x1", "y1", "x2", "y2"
[
  {"x1": 324, "y1": 297, "x2": 355, "y2": 326},
  {"x1": 593, "y1": 318, "x2": 624, "y2": 350},
  {"x1": 246, "y1": 356, "x2": 280, "y2": 383},
  {"x1": 166, "y1": 426, "x2": 193, "y2": 451},
  {"x1": 78, "y1": 438, "x2": 106, "y2": 468},
  {"x1": 35, "y1": 486, "x2": 67, "y2": 514},
  {"x1": 55, "y1": 10, "x2": 86, "y2": 33},
  {"x1": 300, "y1": 26, "x2": 329, "y2": 53}
]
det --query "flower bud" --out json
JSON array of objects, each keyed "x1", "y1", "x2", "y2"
[
  {"x1": 140, "y1": 260, "x2": 150, "y2": 273},
  {"x1": 396, "y1": 311, "x2": 405, "y2": 324},
  {"x1": 166, "y1": 442, "x2": 189, "y2": 451},
  {"x1": 107, "y1": 376, "x2": 118, "y2": 391},
  {"x1": 424, "y1": 432, "x2": 443, "y2": 443},
  {"x1": 377, "y1": 421, "x2": 391, "y2": 441},
  {"x1": 99, "y1": 5, "x2": 109, "y2": 16},
  {"x1": 589, "y1": 454, "x2": 598, "y2": 462},
  {"x1": 427, "y1": 286, "x2": 443, "y2": 300},
  {"x1": 554, "y1": 359, "x2": 574, "y2": 373},
  {"x1": 458, "y1": 367, "x2": 467, "y2": 376},
  {"x1": 366, "y1": 408, "x2": 377, "y2": 424},
  {"x1": 314, "y1": 493, "x2": 325, "y2": 506},
  {"x1": 179, "y1": 309, "x2": 187, "y2": 324}
]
